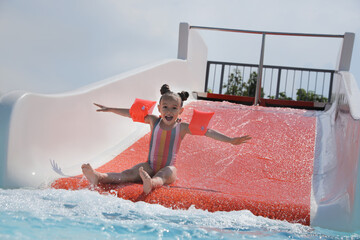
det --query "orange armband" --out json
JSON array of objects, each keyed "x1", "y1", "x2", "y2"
[
  {"x1": 129, "y1": 98, "x2": 156, "y2": 123},
  {"x1": 188, "y1": 109, "x2": 214, "y2": 135}
]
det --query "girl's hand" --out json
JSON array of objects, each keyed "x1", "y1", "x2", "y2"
[
  {"x1": 94, "y1": 103, "x2": 110, "y2": 112},
  {"x1": 230, "y1": 135, "x2": 252, "y2": 145}
]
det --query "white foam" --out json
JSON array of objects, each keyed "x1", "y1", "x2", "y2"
[{"x1": 1, "y1": 188, "x2": 356, "y2": 239}]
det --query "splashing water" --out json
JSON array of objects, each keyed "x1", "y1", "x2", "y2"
[{"x1": 0, "y1": 188, "x2": 358, "y2": 239}]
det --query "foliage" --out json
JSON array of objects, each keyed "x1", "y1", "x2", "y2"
[
  {"x1": 223, "y1": 68, "x2": 327, "y2": 102},
  {"x1": 296, "y1": 88, "x2": 328, "y2": 102},
  {"x1": 223, "y1": 69, "x2": 246, "y2": 96},
  {"x1": 278, "y1": 92, "x2": 292, "y2": 100},
  {"x1": 268, "y1": 92, "x2": 292, "y2": 100},
  {"x1": 223, "y1": 70, "x2": 264, "y2": 97}
]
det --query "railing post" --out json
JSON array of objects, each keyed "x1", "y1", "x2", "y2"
[
  {"x1": 254, "y1": 33, "x2": 266, "y2": 105},
  {"x1": 178, "y1": 22, "x2": 190, "y2": 60},
  {"x1": 338, "y1": 32, "x2": 355, "y2": 71},
  {"x1": 204, "y1": 62, "x2": 211, "y2": 92},
  {"x1": 275, "y1": 69, "x2": 282, "y2": 99},
  {"x1": 328, "y1": 71, "x2": 334, "y2": 102},
  {"x1": 219, "y1": 64, "x2": 225, "y2": 94}
]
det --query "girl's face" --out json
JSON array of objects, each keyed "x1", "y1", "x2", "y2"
[{"x1": 158, "y1": 95, "x2": 184, "y2": 126}]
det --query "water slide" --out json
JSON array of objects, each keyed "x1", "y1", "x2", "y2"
[{"x1": 1, "y1": 23, "x2": 359, "y2": 232}]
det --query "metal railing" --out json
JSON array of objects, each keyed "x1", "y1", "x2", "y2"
[
  {"x1": 205, "y1": 61, "x2": 335, "y2": 102},
  {"x1": 190, "y1": 25, "x2": 345, "y2": 105},
  {"x1": 190, "y1": 25, "x2": 344, "y2": 38}
]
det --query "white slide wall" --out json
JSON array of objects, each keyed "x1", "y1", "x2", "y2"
[
  {"x1": 311, "y1": 71, "x2": 360, "y2": 232},
  {"x1": 0, "y1": 27, "x2": 207, "y2": 188},
  {"x1": 1, "y1": 21, "x2": 360, "y2": 232}
]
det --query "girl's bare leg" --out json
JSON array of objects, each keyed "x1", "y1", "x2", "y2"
[
  {"x1": 139, "y1": 166, "x2": 177, "y2": 194},
  {"x1": 81, "y1": 164, "x2": 105, "y2": 185},
  {"x1": 81, "y1": 162, "x2": 154, "y2": 185}
]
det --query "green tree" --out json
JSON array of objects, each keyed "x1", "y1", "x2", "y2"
[
  {"x1": 243, "y1": 72, "x2": 264, "y2": 98},
  {"x1": 223, "y1": 70, "x2": 264, "y2": 97},
  {"x1": 268, "y1": 92, "x2": 292, "y2": 100},
  {"x1": 296, "y1": 88, "x2": 328, "y2": 102},
  {"x1": 296, "y1": 88, "x2": 307, "y2": 101},
  {"x1": 223, "y1": 69, "x2": 246, "y2": 96},
  {"x1": 278, "y1": 92, "x2": 292, "y2": 100}
]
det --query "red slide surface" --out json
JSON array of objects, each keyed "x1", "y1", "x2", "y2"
[{"x1": 52, "y1": 101, "x2": 316, "y2": 224}]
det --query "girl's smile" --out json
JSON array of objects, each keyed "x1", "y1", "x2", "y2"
[{"x1": 164, "y1": 116, "x2": 174, "y2": 122}]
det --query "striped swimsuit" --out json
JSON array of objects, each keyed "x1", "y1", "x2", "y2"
[{"x1": 147, "y1": 118, "x2": 182, "y2": 173}]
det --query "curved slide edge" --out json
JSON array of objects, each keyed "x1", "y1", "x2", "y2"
[
  {"x1": 311, "y1": 71, "x2": 360, "y2": 232},
  {"x1": 0, "y1": 26, "x2": 207, "y2": 188}
]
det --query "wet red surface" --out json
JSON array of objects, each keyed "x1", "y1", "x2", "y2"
[{"x1": 52, "y1": 100, "x2": 316, "y2": 224}]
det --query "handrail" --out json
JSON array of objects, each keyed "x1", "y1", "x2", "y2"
[
  {"x1": 207, "y1": 61, "x2": 336, "y2": 72},
  {"x1": 190, "y1": 25, "x2": 346, "y2": 105},
  {"x1": 205, "y1": 61, "x2": 335, "y2": 104},
  {"x1": 190, "y1": 25, "x2": 345, "y2": 38}
]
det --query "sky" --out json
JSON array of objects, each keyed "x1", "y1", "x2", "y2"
[{"x1": 0, "y1": 0, "x2": 359, "y2": 96}]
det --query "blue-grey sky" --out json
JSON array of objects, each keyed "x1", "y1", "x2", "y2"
[{"x1": 0, "y1": 0, "x2": 359, "y2": 96}]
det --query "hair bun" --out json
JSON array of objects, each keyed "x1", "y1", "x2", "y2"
[
  {"x1": 178, "y1": 91, "x2": 189, "y2": 102},
  {"x1": 160, "y1": 84, "x2": 171, "y2": 95}
]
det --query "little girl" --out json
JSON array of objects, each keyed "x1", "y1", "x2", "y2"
[{"x1": 82, "y1": 84, "x2": 251, "y2": 194}]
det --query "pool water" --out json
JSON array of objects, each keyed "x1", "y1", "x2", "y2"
[{"x1": 0, "y1": 188, "x2": 358, "y2": 239}]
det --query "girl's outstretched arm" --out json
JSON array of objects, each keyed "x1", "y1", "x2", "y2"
[
  {"x1": 94, "y1": 103, "x2": 158, "y2": 126},
  {"x1": 94, "y1": 103, "x2": 131, "y2": 118},
  {"x1": 180, "y1": 123, "x2": 251, "y2": 145},
  {"x1": 205, "y1": 129, "x2": 251, "y2": 145}
]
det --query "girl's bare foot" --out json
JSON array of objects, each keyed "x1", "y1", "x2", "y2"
[
  {"x1": 81, "y1": 163, "x2": 102, "y2": 185},
  {"x1": 139, "y1": 167, "x2": 153, "y2": 194}
]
